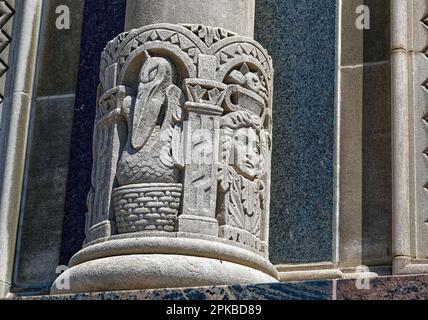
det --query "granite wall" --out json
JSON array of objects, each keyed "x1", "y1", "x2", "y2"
[
  {"x1": 255, "y1": 0, "x2": 336, "y2": 264},
  {"x1": 16, "y1": 274, "x2": 428, "y2": 300}
]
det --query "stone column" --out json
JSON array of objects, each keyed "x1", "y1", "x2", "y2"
[
  {"x1": 52, "y1": 0, "x2": 277, "y2": 294},
  {"x1": 125, "y1": 0, "x2": 255, "y2": 37},
  {"x1": 391, "y1": 0, "x2": 428, "y2": 274}
]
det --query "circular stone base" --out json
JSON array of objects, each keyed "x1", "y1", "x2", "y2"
[{"x1": 51, "y1": 254, "x2": 278, "y2": 295}]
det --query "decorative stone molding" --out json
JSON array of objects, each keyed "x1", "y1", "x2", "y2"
[
  {"x1": 52, "y1": 23, "x2": 277, "y2": 294},
  {"x1": 0, "y1": 0, "x2": 43, "y2": 298},
  {"x1": 391, "y1": 0, "x2": 428, "y2": 274},
  {"x1": 0, "y1": 0, "x2": 13, "y2": 102}
]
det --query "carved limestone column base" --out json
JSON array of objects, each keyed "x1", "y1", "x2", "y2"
[{"x1": 51, "y1": 235, "x2": 278, "y2": 294}]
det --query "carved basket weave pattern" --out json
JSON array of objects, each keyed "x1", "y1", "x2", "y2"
[{"x1": 113, "y1": 183, "x2": 182, "y2": 234}]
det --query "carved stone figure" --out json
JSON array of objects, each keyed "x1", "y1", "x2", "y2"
[
  {"x1": 217, "y1": 111, "x2": 266, "y2": 253},
  {"x1": 117, "y1": 51, "x2": 184, "y2": 186},
  {"x1": 52, "y1": 23, "x2": 277, "y2": 294}
]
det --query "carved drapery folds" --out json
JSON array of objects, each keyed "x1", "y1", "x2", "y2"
[{"x1": 84, "y1": 23, "x2": 274, "y2": 258}]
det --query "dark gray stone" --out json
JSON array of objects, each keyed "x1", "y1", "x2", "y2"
[
  {"x1": 36, "y1": 0, "x2": 85, "y2": 96},
  {"x1": 17, "y1": 281, "x2": 333, "y2": 300},
  {"x1": 59, "y1": 0, "x2": 127, "y2": 265},
  {"x1": 255, "y1": 0, "x2": 336, "y2": 264},
  {"x1": 338, "y1": 63, "x2": 392, "y2": 267},
  {"x1": 13, "y1": 95, "x2": 75, "y2": 291}
]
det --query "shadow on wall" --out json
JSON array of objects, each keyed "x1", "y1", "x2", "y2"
[
  {"x1": 361, "y1": 0, "x2": 391, "y2": 266},
  {"x1": 59, "y1": 0, "x2": 127, "y2": 265},
  {"x1": 339, "y1": 0, "x2": 392, "y2": 267}
]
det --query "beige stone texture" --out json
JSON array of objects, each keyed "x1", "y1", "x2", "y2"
[
  {"x1": 336, "y1": 0, "x2": 392, "y2": 270},
  {"x1": 125, "y1": 0, "x2": 255, "y2": 37}
]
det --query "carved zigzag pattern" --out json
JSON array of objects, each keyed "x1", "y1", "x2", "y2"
[
  {"x1": 0, "y1": 0, "x2": 13, "y2": 102},
  {"x1": 421, "y1": 10, "x2": 428, "y2": 225},
  {"x1": 422, "y1": 13, "x2": 428, "y2": 28},
  {"x1": 133, "y1": 29, "x2": 200, "y2": 62}
]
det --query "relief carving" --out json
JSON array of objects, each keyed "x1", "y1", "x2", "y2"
[
  {"x1": 0, "y1": 0, "x2": 14, "y2": 102},
  {"x1": 85, "y1": 23, "x2": 273, "y2": 256},
  {"x1": 117, "y1": 51, "x2": 184, "y2": 186},
  {"x1": 217, "y1": 111, "x2": 266, "y2": 251}
]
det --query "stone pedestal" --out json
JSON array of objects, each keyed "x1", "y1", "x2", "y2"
[
  {"x1": 52, "y1": 235, "x2": 277, "y2": 294},
  {"x1": 51, "y1": 1, "x2": 276, "y2": 294}
]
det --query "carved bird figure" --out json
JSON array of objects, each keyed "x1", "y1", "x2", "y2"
[{"x1": 117, "y1": 51, "x2": 183, "y2": 186}]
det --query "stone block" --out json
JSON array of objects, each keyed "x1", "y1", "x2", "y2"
[
  {"x1": 338, "y1": 63, "x2": 392, "y2": 267},
  {"x1": 18, "y1": 281, "x2": 333, "y2": 300},
  {"x1": 36, "y1": 0, "x2": 85, "y2": 96},
  {"x1": 336, "y1": 274, "x2": 428, "y2": 300}
]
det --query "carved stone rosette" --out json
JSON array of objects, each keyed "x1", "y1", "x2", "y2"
[{"x1": 52, "y1": 23, "x2": 278, "y2": 294}]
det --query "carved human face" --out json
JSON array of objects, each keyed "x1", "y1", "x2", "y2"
[{"x1": 232, "y1": 127, "x2": 261, "y2": 180}]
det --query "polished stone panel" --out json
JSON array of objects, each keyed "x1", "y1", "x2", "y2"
[
  {"x1": 19, "y1": 282, "x2": 333, "y2": 300},
  {"x1": 255, "y1": 0, "x2": 336, "y2": 264},
  {"x1": 59, "y1": 0, "x2": 126, "y2": 265},
  {"x1": 336, "y1": 275, "x2": 428, "y2": 300},
  {"x1": 16, "y1": 275, "x2": 428, "y2": 300}
]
